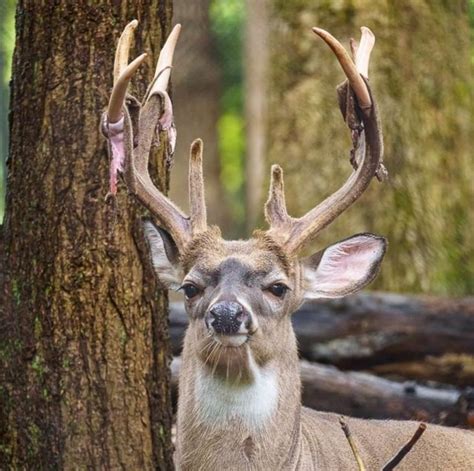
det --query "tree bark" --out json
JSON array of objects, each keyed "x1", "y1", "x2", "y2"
[
  {"x1": 168, "y1": 293, "x2": 474, "y2": 386},
  {"x1": 0, "y1": 2, "x2": 174, "y2": 469},
  {"x1": 170, "y1": 357, "x2": 473, "y2": 428},
  {"x1": 265, "y1": 0, "x2": 473, "y2": 295}
]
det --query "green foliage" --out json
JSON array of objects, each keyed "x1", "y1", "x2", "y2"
[
  {"x1": 218, "y1": 111, "x2": 245, "y2": 223},
  {"x1": 210, "y1": 0, "x2": 246, "y2": 230},
  {"x1": 0, "y1": 0, "x2": 15, "y2": 85},
  {"x1": 210, "y1": 0, "x2": 245, "y2": 107},
  {"x1": 0, "y1": 0, "x2": 16, "y2": 221}
]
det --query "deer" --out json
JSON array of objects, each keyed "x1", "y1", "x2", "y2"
[{"x1": 101, "y1": 21, "x2": 474, "y2": 471}]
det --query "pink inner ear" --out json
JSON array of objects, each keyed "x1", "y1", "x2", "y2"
[
  {"x1": 104, "y1": 117, "x2": 125, "y2": 196},
  {"x1": 308, "y1": 235, "x2": 384, "y2": 298}
]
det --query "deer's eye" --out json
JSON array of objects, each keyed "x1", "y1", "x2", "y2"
[
  {"x1": 267, "y1": 283, "x2": 289, "y2": 298},
  {"x1": 180, "y1": 283, "x2": 201, "y2": 300}
]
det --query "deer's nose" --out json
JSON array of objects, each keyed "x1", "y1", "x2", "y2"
[{"x1": 206, "y1": 301, "x2": 248, "y2": 335}]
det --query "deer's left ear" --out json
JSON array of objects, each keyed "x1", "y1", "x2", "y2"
[
  {"x1": 143, "y1": 219, "x2": 183, "y2": 290},
  {"x1": 301, "y1": 233, "x2": 387, "y2": 300}
]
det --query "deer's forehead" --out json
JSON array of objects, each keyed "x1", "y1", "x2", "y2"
[{"x1": 186, "y1": 241, "x2": 289, "y2": 281}]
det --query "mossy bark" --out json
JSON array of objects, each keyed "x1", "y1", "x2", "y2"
[
  {"x1": 0, "y1": 1, "x2": 174, "y2": 469},
  {"x1": 266, "y1": 0, "x2": 473, "y2": 294}
]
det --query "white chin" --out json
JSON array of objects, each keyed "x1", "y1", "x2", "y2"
[{"x1": 214, "y1": 334, "x2": 248, "y2": 347}]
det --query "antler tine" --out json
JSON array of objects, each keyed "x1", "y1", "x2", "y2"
[
  {"x1": 265, "y1": 165, "x2": 291, "y2": 231},
  {"x1": 124, "y1": 23, "x2": 194, "y2": 250},
  {"x1": 189, "y1": 139, "x2": 207, "y2": 233},
  {"x1": 105, "y1": 21, "x2": 200, "y2": 251},
  {"x1": 147, "y1": 23, "x2": 182, "y2": 98},
  {"x1": 312, "y1": 27, "x2": 371, "y2": 110},
  {"x1": 265, "y1": 27, "x2": 383, "y2": 254},
  {"x1": 108, "y1": 20, "x2": 147, "y2": 123},
  {"x1": 355, "y1": 27, "x2": 375, "y2": 78},
  {"x1": 113, "y1": 20, "x2": 138, "y2": 83}
]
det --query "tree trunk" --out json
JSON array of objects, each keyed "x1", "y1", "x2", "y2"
[
  {"x1": 170, "y1": 0, "x2": 231, "y2": 232},
  {"x1": 265, "y1": 0, "x2": 473, "y2": 295},
  {"x1": 244, "y1": 0, "x2": 269, "y2": 230},
  {"x1": 0, "y1": 2, "x2": 174, "y2": 469}
]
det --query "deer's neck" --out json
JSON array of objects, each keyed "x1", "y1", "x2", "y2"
[{"x1": 175, "y1": 330, "x2": 302, "y2": 470}]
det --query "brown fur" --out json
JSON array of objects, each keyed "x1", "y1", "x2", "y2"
[
  {"x1": 252, "y1": 230, "x2": 294, "y2": 275},
  {"x1": 180, "y1": 226, "x2": 224, "y2": 272},
  {"x1": 172, "y1": 238, "x2": 474, "y2": 470}
]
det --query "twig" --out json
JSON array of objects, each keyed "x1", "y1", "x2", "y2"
[
  {"x1": 382, "y1": 423, "x2": 427, "y2": 471},
  {"x1": 339, "y1": 416, "x2": 367, "y2": 471}
]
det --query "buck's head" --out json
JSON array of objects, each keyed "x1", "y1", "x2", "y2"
[
  {"x1": 144, "y1": 219, "x2": 385, "y2": 376},
  {"x1": 104, "y1": 23, "x2": 387, "y2": 380}
]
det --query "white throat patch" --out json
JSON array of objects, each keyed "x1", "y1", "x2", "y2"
[{"x1": 195, "y1": 351, "x2": 278, "y2": 431}]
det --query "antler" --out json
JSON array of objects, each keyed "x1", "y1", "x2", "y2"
[
  {"x1": 265, "y1": 26, "x2": 386, "y2": 254},
  {"x1": 103, "y1": 21, "x2": 207, "y2": 251}
]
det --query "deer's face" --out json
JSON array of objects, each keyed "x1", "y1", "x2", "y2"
[{"x1": 144, "y1": 223, "x2": 386, "y2": 378}]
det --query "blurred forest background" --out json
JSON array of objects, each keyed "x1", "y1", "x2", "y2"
[{"x1": 0, "y1": 0, "x2": 472, "y2": 296}]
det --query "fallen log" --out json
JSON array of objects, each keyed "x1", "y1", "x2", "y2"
[
  {"x1": 169, "y1": 293, "x2": 474, "y2": 385},
  {"x1": 170, "y1": 357, "x2": 473, "y2": 428},
  {"x1": 299, "y1": 360, "x2": 473, "y2": 428},
  {"x1": 370, "y1": 354, "x2": 474, "y2": 387}
]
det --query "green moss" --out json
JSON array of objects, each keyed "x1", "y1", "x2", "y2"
[
  {"x1": 11, "y1": 279, "x2": 21, "y2": 305},
  {"x1": 119, "y1": 327, "x2": 128, "y2": 346},
  {"x1": 27, "y1": 423, "x2": 41, "y2": 457},
  {"x1": 33, "y1": 316, "x2": 42, "y2": 338},
  {"x1": 31, "y1": 354, "x2": 45, "y2": 378},
  {"x1": 0, "y1": 338, "x2": 22, "y2": 361}
]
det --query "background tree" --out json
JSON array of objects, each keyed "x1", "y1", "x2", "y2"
[
  {"x1": 0, "y1": 2, "x2": 174, "y2": 469},
  {"x1": 263, "y1": 0, "x2": 473, "y2": 295},
  {"x1": 171, "y1": 0, "x2": 231, "y2": 232},
  {"x1": 0, "y1": 0, "x2": 15, "y2": 218},
  {"x1": 244, "y1": 0, "x2": 269, "y2": 230}
]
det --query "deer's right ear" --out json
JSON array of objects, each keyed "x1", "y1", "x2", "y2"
[
  {"x1": 143, "y1": 220, "x2": 183, "y2": 290},
  {"x1": 301, "y1": 233, "x2": 387, "y2": 300}
]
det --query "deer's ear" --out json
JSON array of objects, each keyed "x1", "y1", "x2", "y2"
[
  {"x1": 302, "y1": 233, "x2": 386, "y2": 300},
  {"x1": 143, "y1": 220, "x2": 183, "y2": 290}
]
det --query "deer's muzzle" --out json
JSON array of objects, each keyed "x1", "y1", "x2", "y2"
[{"x1": 206, "y1": 301, "x2": 249, "y2": 336}]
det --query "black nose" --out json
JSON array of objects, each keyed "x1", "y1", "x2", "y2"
[{"x1": 207, "y1": 301, "x2": 245, "y2": 335}]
